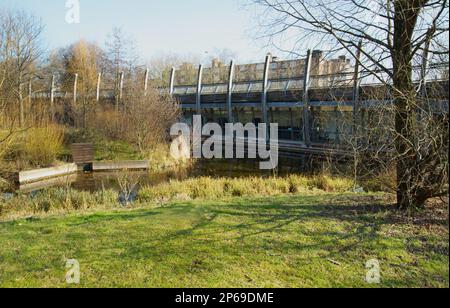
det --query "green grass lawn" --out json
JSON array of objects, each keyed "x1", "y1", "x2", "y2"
[{"x1": 0, "y1": 193, "x2": 448, "y2": 288}]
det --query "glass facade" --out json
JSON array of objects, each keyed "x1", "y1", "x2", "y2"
[
  {"x1": 235, "y1": 108, "x2": 263, "y2": 125},
  {"x1": 270, "y1": 107, "x2": 304, "y2": 141},
  {"x1": 203, "y1": 109, "x2": 227, "y2": 127},
  {"x1": 182, "y1": 109, "x2": 195, "y2": 126},
  {"x1": 310, "y1": 106, "x2": 338, "y2": 144},
  {"x1": 336, "y1": 106, "x2": 353, "y2": 142},
  {"x1": 182, "y1": 105, "x2": 356, "y2": 144},
  {"x1": 309, "y1": 106, "x2": 357, "y2": 144}
]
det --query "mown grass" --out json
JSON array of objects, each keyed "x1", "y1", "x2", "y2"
[{"x1": 0, "y1": 193, "x2": 447, "y2": 288}]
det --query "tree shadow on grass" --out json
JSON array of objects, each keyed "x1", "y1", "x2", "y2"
[
  {"x1": 0, "y1": 208, "x2": 161, "y2": 228},
  {"x1": 141, "y1": 194, "x2": 447, "y2": 264},
  {"x1": 65, "y1": 210, "x2": 161, "y2": 227}
]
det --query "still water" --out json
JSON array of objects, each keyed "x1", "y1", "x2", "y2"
[{"x1": 18, "y1": 157, "x2": 323, "y2": 193}]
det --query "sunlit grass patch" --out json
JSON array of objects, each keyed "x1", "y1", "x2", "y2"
[{"x1": 0, "y1": 193, "x2": 447, "y2": 288}]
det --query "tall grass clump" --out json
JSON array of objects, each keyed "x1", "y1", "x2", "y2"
[
  {"x1": 0, "y1": 188, "x2": 119, "y2": 221},
  {"x1": 306, "y1": 175, "x2": 355, "y2": 192},
  {"x1": 147, "y1": 143, "x2": 193, "y2": 171},
  {"x1": 1, "y1": 174, "x2": 362, "y2": 221},
  {"x1": 23, "y1": 124, "x2": 65, "y2": 167},
  {"x1": 139, "y1": 175, "x2": 356, "y2": 203},
  {"x1": 0, "y1": 130, "x2": 16, "y2": 161}
]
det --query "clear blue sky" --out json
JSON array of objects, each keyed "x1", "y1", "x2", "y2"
[{"x1": 2, "y1": 0, "x2": 270, "y2": 63}]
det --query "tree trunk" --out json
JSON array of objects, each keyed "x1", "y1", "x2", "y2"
[{"x1": 392, "y1": 0, "x2": 422, "y2": 210}]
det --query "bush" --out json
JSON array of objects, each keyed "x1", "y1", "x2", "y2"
[
  {"x1": 23, "y1": 125, "x2": 65, "y2": 167},
  {"x1": 361, "y1": 169, "x2": 397, "y2": 193},
  {"x1": 121, "y1": 88, "x2": 181, "y2": 154},
  {"x1": 0, "y1": 177, "x2": 11, "y2": 192},
  {"x1": 0, "y1": 130, "x2": 17, "y2": 161}
]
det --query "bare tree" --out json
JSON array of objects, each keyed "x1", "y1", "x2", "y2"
[
  {"x1": 121, "y1": 85, "x2": 181, "y2": 154},
  {"x1": 252, "y1": 0, "x2": 449, "y2": 209},
  {"x1": 0, "y1": 11, "x2": 8, "y2": 117},
  {"x1": 0, "y1": 9, "x2": 44, "y2": 128},
  {"x1": 60, "y1": 40, "x2": 102, "y2": 128},
  {"x1": 105, "y1": 27, "x2": 134, "y2": 114}
]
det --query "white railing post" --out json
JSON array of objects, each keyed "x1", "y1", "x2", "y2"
[
  {"x1": 196, "y1": 64, "x2": 203, "y2": 116},
  {"x1": 303, "y1": 50, "x2": 312, "y2": 147},
  {"x1": 96, "y1": 73, "x2": 102, "y2": 103},
  {"x1": 227, "y1": 60, "x2": 235, "y2": 123},
  {"x1": 169, "y1": 67, "x2": 176, "y2": 96},
  {"x1": 73, "y1": 73, "x2": 78, "y2": 104}
]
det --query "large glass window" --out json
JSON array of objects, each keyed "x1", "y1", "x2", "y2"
[
  {"x1": 182, "y1": 109, "x2": 195, "y2": 126},
  {"x1": 232, "y1": 108, "x2": 239, "y2": 123},
  {"x1": 310, "y1": 106, "x2": 338, "y2": 144},
  {"x1": 236, "y1": 107, "x2": 254, "y2": 124},
  {"x1": 203, "y1": 109, "x2": 215, "y2": 124},
  {"x1": 292, "y1": 108, "x2": 304, "y2": 142},
  {"x1": 271, "y1": 107, "x2": 292, "y2": 140},
  {"x1": 270, "y1": 107, "x2": 304, "y2": 141},
  {"x1": 236, "y1": 107, "x2": 263, "y2": 125},
  {"x1": 337, "y1": 106, "x2": 353, "y2": 143}
]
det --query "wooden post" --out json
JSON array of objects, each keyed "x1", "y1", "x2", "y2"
[
  {"x1": 119, "y1": 71, "x2": 124, "y2": 101},
  {"x1": 19, "y1": 82, "x2": 24, "y2": 128},
  {"x1": 28, "y1": 77, "x2": 32, "y2": 110},
  {"x1": 303, "y1": 50, "x2": 312, "y2": 147},
  {"x1": 73, "y1": 73, "x2": 78, "y2": 104},
  {"x1": 50, "y1": 75, "x2": 55, "y2": 122},
  {"x1": 144, "y1": 68, "x2": 149, "y2": 96},
  {"x1": 196, "y1": 65, "x2": 203, "y2": 115},
  {"x1": 352, "y1": 41, "x2": 362, "y2": 132},
  {"x1": 115, "y1": 72, "x2": 124, "y2": 132},
  {"x1": 96, "y1": 73, "x2": 102, "y2": 103},
  {"x1": 169, "y1": 67, "x2": 176, "y2": 96},
  {"x1": 227, "y1": 60, "x2": 235, "y2": 123}
]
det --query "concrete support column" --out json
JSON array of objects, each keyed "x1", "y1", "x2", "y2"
[
  {"x1": 73, "y1": 73, "x2": 78, "y2": 105},
  {"x1": 303, "y1": 50, "x2": 312, "y2": 147},
  {"x1": 28, "y1": 77, "x2": 32, "y2": 112},
  {"x1": 352, "y1": 41, "x2": 363, "y2": 132},
  {"x1": 169, "y1": 67, "x2": 176, "y2": 96},
  {"x1": 196, "y1": 64, "x2": 203, "y2": 116},
  {"x1": 119, "y1": 71, "x2": 124, "y2": 102},
  {"x1": 420, "y1": 39, "x2": 431, "y2": 99},
  {"x1": 262, "y1": 54, "x2": 272, "y2": 125},
  {"x1": 144, "y1": 68, "x2": 149, "y2": 96},
  {"x1": 96, "y1": 73, "x2": 102, "y2": 103},
  {"x1": 227, "y1": 60, "x2": 235, "y2": 123},
  {"x1": 50, "y1": 75, "x2": 55, "y2": 121}
]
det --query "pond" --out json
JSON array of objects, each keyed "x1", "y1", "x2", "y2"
[{"x1": 17, "y1": 157, "x2": 326, "y2": 194}]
